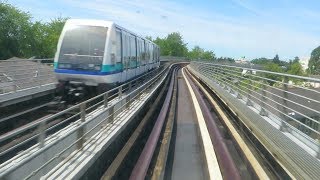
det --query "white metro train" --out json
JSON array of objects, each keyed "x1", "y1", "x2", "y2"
[{"x1": 54, "y1": 19, "x2": 160, "y2": 91}]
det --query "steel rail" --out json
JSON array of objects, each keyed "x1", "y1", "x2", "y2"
[{"x1": 129, "y1": 67, "x2": 177, "y2": 180}]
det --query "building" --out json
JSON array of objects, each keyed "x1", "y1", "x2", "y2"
[
  {"x1": 235, "y1": 56, "x2": 249, "y2": 64},
  {"x1": 299, "y1": 57, "x2": 310, "y2": 71}
]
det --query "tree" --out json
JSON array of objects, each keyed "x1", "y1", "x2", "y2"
[
  {"x1": 0, "y1": 2, "x2": 67, "y2": 59},
  {"x1": 293, "y1": 56, "x2": 300, "y2": 64},
  {"x1": 41, "y1": 17, "x2": 68, "y2": 58},
  {"x1": 153, "y1": 37, "x2": 168, "y2": 56},
  {"x1": 287, "y1": 62, "x2": 304, "y2": 76},
  {"x1": 145, "y1": 36, "x2": 153, "y2": 41},
  {"x1": 188, "y1": 46, "x2": 203, "y2": 60},
  {"x1": 201, "y1": 50, "x2": 215, "y2": 60},
  {"x1": 251, "y1": 57, "x2": 271, "y2": 65},
  {"x1": 152, "y1": 32, "x2": 188, "y2": 57},
  {"x1": 272, "y1": 54, "x2": 281, "y2": 65},
  {"x1": 187, "y1": 45, "x2": 215, "y2": 60},
  {"x1": 0, "y1": 2, "x2": 33, "y2": 59},
  {"x1": 216, "y1": 57, "x2": 235, "y2": 63},
  {"x1": 309, "y1": 46, "x2": 320, "y2": 74},
  {"x1": 165, "y1": 32, "x2": 188, "y2": 57},
  {"x1": 264, "y1": 62, "x2": 283, "y2": 86}
]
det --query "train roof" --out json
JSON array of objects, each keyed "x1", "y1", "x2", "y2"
[{"x1": 65, "y1": 19, "x2": 156, "y2": 45}]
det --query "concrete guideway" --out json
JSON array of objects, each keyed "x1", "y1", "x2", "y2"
[
  {"x1": 0, "y1": 59, "x2": 57, "y2": 107},
  {"x1": 0, "y1": 83, "x2": 57, "y2": 107}
]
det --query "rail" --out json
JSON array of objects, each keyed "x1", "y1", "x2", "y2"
[
  {"x1": 0, "y1": 59, "x2": 55, "y2": 94},
  {"x1": 0, "y1": 64, "x2": 169, "y2": 179},
  {"x1": 130, "y1": 67, "x2": 177, "y2": 180},
  {"x1": 190, "y1": 62, "x2": 320, "y2": 157}
]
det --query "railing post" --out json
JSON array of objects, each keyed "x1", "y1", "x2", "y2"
[
  {"x1": 38, "y1": 120, "x2": 46, "y2": 148},
  {"x1": 259, "y1": 83, "x2": 268, "y2": 116},
  {"x1": 280, "y1": 76, "x2": 289, "y2": 132},
  {"x1": 13, "y1": 84, "x2": 17, "y2": 92},
  {"x1": 77, "y1": 103, "x2": 86, "y2": 149},
  {"x1": 128, "y1": 82, "x2": 132, "y2": 92},
  {"x1": 235, "y1": 80, "x2": 242, "y2": 99},
  {"x1": 139, "y1": 88, "x2": 144, "y2": 100},
  {"x1": 104, "y1": 92, "x2": 109, "y2": 107},
  {"x1": 317, "y1": 142, "x2": 320, "y2": 159},
  {"x1": 126, "y1": 94, "x2": 131, "y2": 109},
  {"x1": 109, "y1": 105, "x2": 114, "y2": 123},
  {"x1": 118, "y1": 86, "x2": 122, "y2": 99},
  {"x1": 246, "y1": 79, "x2": 253, "y2": 106},
  {"x1": 38, "y1": 60, "x2": 41, "y2": 87}
]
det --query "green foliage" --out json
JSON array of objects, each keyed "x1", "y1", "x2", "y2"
[
  {"x1": 264, "y1": 62, "x2": 284, "y2": 86},
  {"x1": 39, "y1": 17, "x2": 68, "y2": 58},
  {"x1": 187, "y1": 46, "x2": 215, "y2": 60},
  {"x1": 287, "y1": 62, "x2": 304, "y2": 76},
  {"x1": 251, "y1": 57, "x2": 271, "y2": 65},
  {"x1": 152, "y1": 32, "x2": 188, "y2": 57},
  {"x1": 0, "y1": 2, "x2": 67, "y2": 59},
  {"x1": 216, "y1": 57, "x2": 235, "y2": 62},
  {"x1": 272, "y1": 54, "x2": 281, "y2": 65},
  {"x1": 0, "y1": 2, "x2": 32, "y2": 59},
  {"x1": 309, "y1": 46, "x2": 320, "y2": 74},
  {"x1": 152, "y1": 33, "x2": 217, "y2": 60},
  {"x1": 145, "y1": 36, "x2": 153, "y2": 41},
  {"x1": 293, "y1": 56, "x2": 300, "y2": 63}
]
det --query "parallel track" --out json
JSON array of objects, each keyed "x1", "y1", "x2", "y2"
[{"x1": 0, "y1": 65, "x2": 166, "y2": 163}]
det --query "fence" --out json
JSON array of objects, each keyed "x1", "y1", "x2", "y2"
[{"x1": 190, "y1": 62, "x2": 320, "y2": 152}]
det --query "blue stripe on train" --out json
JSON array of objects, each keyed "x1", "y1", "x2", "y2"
[
  {"x1": 54, "y1": 64, "x2": 123, "y2": 76},
  {"x1": 54, "y1": 69, "x2": 121, "y2": 75}
]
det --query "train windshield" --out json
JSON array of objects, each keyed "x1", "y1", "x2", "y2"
[{"x1": 58, "y1": 25, "x2": 107, "y2": 71}]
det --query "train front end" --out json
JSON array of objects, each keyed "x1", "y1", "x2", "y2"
[{"x1": 54, "y1": 19, "x2": 115, "y2": 100}]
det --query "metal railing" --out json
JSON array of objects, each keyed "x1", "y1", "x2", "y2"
[
  {"x1": 0, "y1": 64, "x2": 169, "y2": 179},
  {"x1": 190, "y1": 62, "x2": 320, "y2": 155},
  {"x1": 0, "y1": 59, "x2": 55, "y2": 94},
  {"x1": 160, "y1": 56, "x2": 188, "y2": 62}
]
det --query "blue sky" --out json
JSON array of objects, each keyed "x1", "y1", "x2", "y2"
[{"x1": 7, "y1": 0, "x2": 320, "y2": 60}]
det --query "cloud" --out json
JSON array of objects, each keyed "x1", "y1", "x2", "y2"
[
  {"x1": 10, "y1": 0, "x2": 320, "y2": 59},
  {"x1": 63, "y1": 0, "x2": 320, "y2": 59}
]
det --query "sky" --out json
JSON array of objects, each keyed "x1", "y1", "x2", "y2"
[{"x1": 6, "y1": 0, "x2": 320, "y2": 60}]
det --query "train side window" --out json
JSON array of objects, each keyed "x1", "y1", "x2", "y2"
[
  {"x1": 122, "y1": 33, "x2": 129, "y2": 70},
  {"x1": 142, "y1": 40, "x2": 146, "y2": 64},
  {"x1": 137, "y1": 38, "x2": 141, "y2": 67},
  {"x1": 130, "y1": 35, "x2": 137, "y2": 68},
  {"x1": 116, "y1": 30, "x2": 122, "y2": 65}
]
